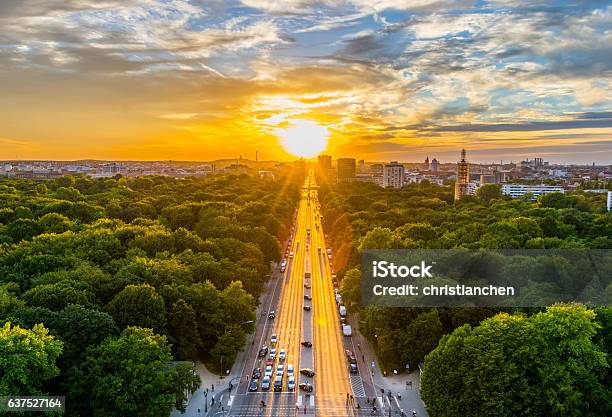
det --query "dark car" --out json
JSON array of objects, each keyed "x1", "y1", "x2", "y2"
[
  {"x1": 304, "y1": 283, "x2": 311, "y2": 289},
  {"x1": 304, "y1": 294, "x2": 312, "y2": 300},
  {"x1": 348, "y1": 354, "x2": 357, "y2": 364},
  {"x1": 301, "y1": 341, "x2": 312, "y2": 348},
  {"x1": 252, "y1": 367, "x2": 261, "y2": 379},
  {"x1": 248, "y1": 379, "x2": 259, "y2": 392},
  {"x1": 258, "y1": 346, "x2": 268, "y2": 357},
  {"x1": 300, "y1": 368, "x2": 315, "y2": 377},
  {"x1": 299, "y1": 383, "x2": 313, "y2": 392},
  {"x1": 268, "y1": 310, "x2": 276, "y2": 319},
  {"x1": 273, "y1": 377, "x2": 283, "y2": 392},
  {"x1": 349, "y1": 363, "x2": 359, "y2": 374},
  {"x1": 303, "y1": 305, "x2": 311, "y2": 311}
]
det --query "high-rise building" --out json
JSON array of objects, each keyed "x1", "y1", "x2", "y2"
[
  {"x1": 607, "y1": 191, "x2": 611, "y2": 211},
  {"x1": 454, "y1": 149, "x2": 470, "y2": 201},
  {"x1": 430, "y1": 158, "x2": 439, "y2": 172},
  {"x1": 318, "y1": 154, "x2": 332, "y2": 172},
  {"x1": 383, "y1": 161, "x2": 405, "y2": 188},
  {"x1": 358, "y1": 159, "x2": 365, "y2": 173},
  {"x1": 424, "y1": 156, "x2": 430, "y2": 170},
  {"x1": 337, "y1": 158, "x2": 356, "y2": 183}
]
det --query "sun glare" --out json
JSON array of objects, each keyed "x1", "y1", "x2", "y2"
[{"x1": 275, "y1": 119, "x2": 329, "y2": 158}]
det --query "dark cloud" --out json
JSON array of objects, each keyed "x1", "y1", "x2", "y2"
[{"x1": 433, "y1": 113, "x2": 612, "y2": 132}]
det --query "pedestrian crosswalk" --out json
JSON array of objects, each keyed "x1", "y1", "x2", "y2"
[{"x1": 350, "y1": 374, "x2": 366, "y2": 397}]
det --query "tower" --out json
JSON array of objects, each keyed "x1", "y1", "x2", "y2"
[{"x1": 454, "y1": 149, "x2": 470, "y2": 201}]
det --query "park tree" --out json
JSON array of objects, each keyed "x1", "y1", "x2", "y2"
[
  {"x1": 398, "y1": 309, "x2": 444, "y2": 368},
  {"x1": 105, "y1": 284, "x2": 166, "y2": 332},
  {"x1": 339, "y1": 268, "x2": 361, "y2": 311},
  {"x1": 0, "y1": 322, "x2": 63, "y2": 396},
  {"x1": 67, "y1": 327, "x2": 200, "y2": 417},
  {"x1": 476, "y1": 183, "x2": 502, "y2": 203},
  {"x1": 421, "y1": 304, "x2": 610, "y2": 417},
  {"x1": 168, "y1": 299, "x2": 201, "y2": 361}
]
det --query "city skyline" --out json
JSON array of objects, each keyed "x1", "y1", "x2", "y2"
[{"x1": 0, "y1": 1, "x2": 611, "y2": 163}]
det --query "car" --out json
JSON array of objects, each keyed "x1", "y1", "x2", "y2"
[
  {"x1": 303, "y1": 305, "x2": 311, "y2": 311},
  {"x1": 317, "y1": 247, "x2": 321, "y2": 252},
  {"x1": 252, "y1": 367, "x2": 261, "y2": 379},
  {"x1": 287, "y1": 364, "x2": 294, "y2": 376},
  {"x1": 273, "y1": 376, "x2": 283, "y2": 392},
  {"x1": 261, "y1": 376, "x2": 271, "y2": 391},
  {"x1": 299, "y1": 382, "x2": 313, "y2": 392},
  {"x1": 258, "y1": 346, "x2": 268, "y2": 357},
  {"x1": 280, "y1": 264, "x2": 286, "y2": 273},
  {"x1": 289, "y1": 251, "x2": 294, "y2": 258},
  {"x1": 345, "y1": 349, "x2": 354, "y2": 357},
  {"x1": 301, "y1": 341, "x2": 312, "y2": 348},
  {"x1": 348, "y1": 354, "x2": 357, "y2": 364},
  {"x1": 304, "y1": 294, "x2": 312, "y2": 300},
  {"x1": 287, "y1": 375, "x2": 296, "y2": 391},
  {"x1": 266, "y1": 358, "x2": 274, "y2": 367},
  {"x1": 268, "y1": 310, "x2": 275, "y2": 319},
  {"x1": 304, "y1": 283, "x2": 311, "y2": 289},
  {"x1": 340, "y1": 317, "x2": 347, "y2": 325},
  {"x1": 269, "y1": 348, "x2": 277, "y2": 359},
  {"x1": 276, "y1": 364, "x2": 284, "y2": 376},
  {"x1": 300, "y1": 368, "x2": 315, "y2": 377},
  {"x1": 264, "y1": 365, "x2": 273, "y2": 378},
  {"x1": 248, "y1": 379, "x2": 259, "y2": 392},
  {"x1": 349, "y1": 363, "x2": 359, "y2": 374},
  {"x1": 270, "y1": 334, "x2": 278, "y2": 345},
  {"x1": 279, "y1": 349, "x2": 286, "y2": 361}
]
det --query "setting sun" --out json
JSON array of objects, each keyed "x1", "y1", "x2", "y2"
[{"x1": 275, "y1": 119, "x2": 329, "y2": 158}]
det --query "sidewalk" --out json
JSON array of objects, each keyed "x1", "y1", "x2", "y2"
[{"x1": 351, "y1": 316, "x2": 428, "y2": 417}]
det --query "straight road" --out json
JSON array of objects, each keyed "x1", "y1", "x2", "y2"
[{"x1": 228, "y1": 169, "x2": 380, "y2": 417}]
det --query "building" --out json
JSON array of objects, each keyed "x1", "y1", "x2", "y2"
[
  {"x1": 424, "y1": 156, "x2": 430, "y2": 170},
  {"x1": 430, "y1": 158, "x2": 439, "y2": 172},
  {"x1": 501, "y1": 184, "x2": 565, "y2": 200},
  {"x1": 318, "y1": 154, "x2": 332, "y2": 172},
  {"x1": 358, "y1": 159, "x2": 365, "y2": 174},
  {"x1": 337, "y1": 158, "x2": 356, "y2": 183},
  {"x1": 383, "y1": 161, "x2": 405, "y2": 188},
  {"x1": 369, "y1": 163, "x2": 384, "y2": 186},
  {"x1": 454, "y1": 149, "x2": 470, "y2": 201},
  {"x1": 608, "y1": 191, "x2": 612, "y2": 212}
]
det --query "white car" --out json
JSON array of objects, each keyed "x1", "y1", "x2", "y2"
[
  {"x1": 287, "y1": 364, "x2": 294, "y2": 376},
  {"x1": 289, "y1": 251, "x2": 294, "y2": 258},
  {"x1": 279, "y1": 349, "x2": 286, "y2": 361},
  {"x1": 287, "y1": 375, "x2": 296, "y2": 391},
  {"x1": 269, "y1": 348, "x2": 277, "y2": 359},
  {"x1": 264, "y1": 365, "x2": 273, "y2": 378},
  {"x1": 270, "y1": 334, "x2": 278, "y2": 345},
  {"x1": 276, "y1": 364, "x2": 284, "y2": 376}
]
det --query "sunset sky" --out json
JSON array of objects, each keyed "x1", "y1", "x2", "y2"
[{"x1": 0, "y1": 0, "x2": 610, "y2": 163}]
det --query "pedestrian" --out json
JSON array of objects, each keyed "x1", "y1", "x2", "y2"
[
  {"x1": 212, "y1": 383, "x2": 215, "y2": 392},
  {"x1": 350, "y1": 394, "x2": 354, "y2": 404},
  {"x1": 362, "y1": 354, "x2": 365, "y2": 362}
]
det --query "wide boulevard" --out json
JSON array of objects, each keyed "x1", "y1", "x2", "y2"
[{"x1": 227, "y1": 170, "x2": 379, "y2": 417}]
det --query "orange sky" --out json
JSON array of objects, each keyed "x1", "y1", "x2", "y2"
[{"x1": 0, "y1": 1, "x2": 610, "y2": 164}]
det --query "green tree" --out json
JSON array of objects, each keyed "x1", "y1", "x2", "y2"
[
  {"x1": 476, "y1": 183, "x2": 502, "y2": 203},
  {"x1": 67, "y1": 327, "x2": 200, "y2": 417},
  {"x1": 105, "y1": 284, "x2": 166, "y2": 332},
  {"x1": 421, "y1": 304, "x2": 610, "y2": 417},
  {"x1": 168, "y1": 299, "x2": 201, "y2": 361},
  {"x1": 339, "y1": 268, "x2": 361, "y2": 311},
  {"x1": 0, "y1": 322, "x2": 63, "y2": 395},
  {"x1": 398, "y1": 309, "x2": 444, "y2": 368}
]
